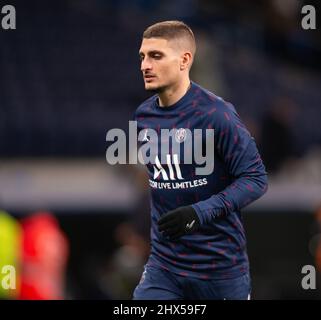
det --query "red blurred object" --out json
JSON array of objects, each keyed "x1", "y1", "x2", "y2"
[{"x1": 19, "y1": 212, "x2": 69, "y2": 300}]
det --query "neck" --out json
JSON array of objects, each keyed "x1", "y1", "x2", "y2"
[{"x1": 158, "y1": 77, "x2": 191, "y2": 107}]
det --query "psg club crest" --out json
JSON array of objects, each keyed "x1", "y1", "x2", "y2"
[{"x1": 175, "y1": 128, "x2": 187, "y2": 143}]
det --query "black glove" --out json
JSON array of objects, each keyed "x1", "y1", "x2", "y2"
[{"x1": 157, "y1": 205, "x2": 200, "y2": 240}]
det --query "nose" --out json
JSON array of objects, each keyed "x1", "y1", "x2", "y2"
[{"x1": 141, "y1": 57, "x2": 152, "y2": 72}]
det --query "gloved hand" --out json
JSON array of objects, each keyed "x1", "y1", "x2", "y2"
[{"x1": 157, "y1": 205, "x2": 200, "y2": 240}]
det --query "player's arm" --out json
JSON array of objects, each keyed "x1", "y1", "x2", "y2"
[
  {"x1": 158, "y1": 101, "x2": 268, "y2": 239},
  {"x1": 191, "y1": 101, "x2": 268, "y2": 226}
]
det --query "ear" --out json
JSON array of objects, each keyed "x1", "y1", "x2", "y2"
[{"x1": 180, "y1": 52, "x2": 192, "y2": 71}]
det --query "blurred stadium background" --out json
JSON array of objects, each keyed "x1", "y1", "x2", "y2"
[{"x1": 0, "y1": 0, "x2": 321, "y2": 299}]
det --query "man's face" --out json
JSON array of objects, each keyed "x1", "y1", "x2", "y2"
[{"x1": 139, "y1": 38, "x2": 182, "y2": 92}]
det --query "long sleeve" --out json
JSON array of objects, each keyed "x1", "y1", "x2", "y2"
[{"x1": 192, "y1": 101, "x2": 268, "y2": 225}]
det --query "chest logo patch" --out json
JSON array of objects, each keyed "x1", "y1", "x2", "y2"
[{"x1": 175, "y1": 128, "x2": 187, "y2": 143}]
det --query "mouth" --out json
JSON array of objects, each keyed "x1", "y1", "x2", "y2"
[{"x1": 144, "y1": 75, "x2": 156, "y2": 82}]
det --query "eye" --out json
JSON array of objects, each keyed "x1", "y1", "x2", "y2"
[{"x1": 152, "y1": 54, "x2": 162, "y2": 59}]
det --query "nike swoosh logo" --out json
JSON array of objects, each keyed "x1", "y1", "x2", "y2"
[{"x1": 186, "y1": 220, "x2": 195, "y2": 231}]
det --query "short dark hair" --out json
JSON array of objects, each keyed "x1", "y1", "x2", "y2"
[{"x1": 143, "y1": 20, "x2": 196, "y2": 55}]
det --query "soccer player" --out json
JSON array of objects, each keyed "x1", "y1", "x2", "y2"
[{"x1": 133, "y1": 21, "x2": 268, "y2": 300}]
